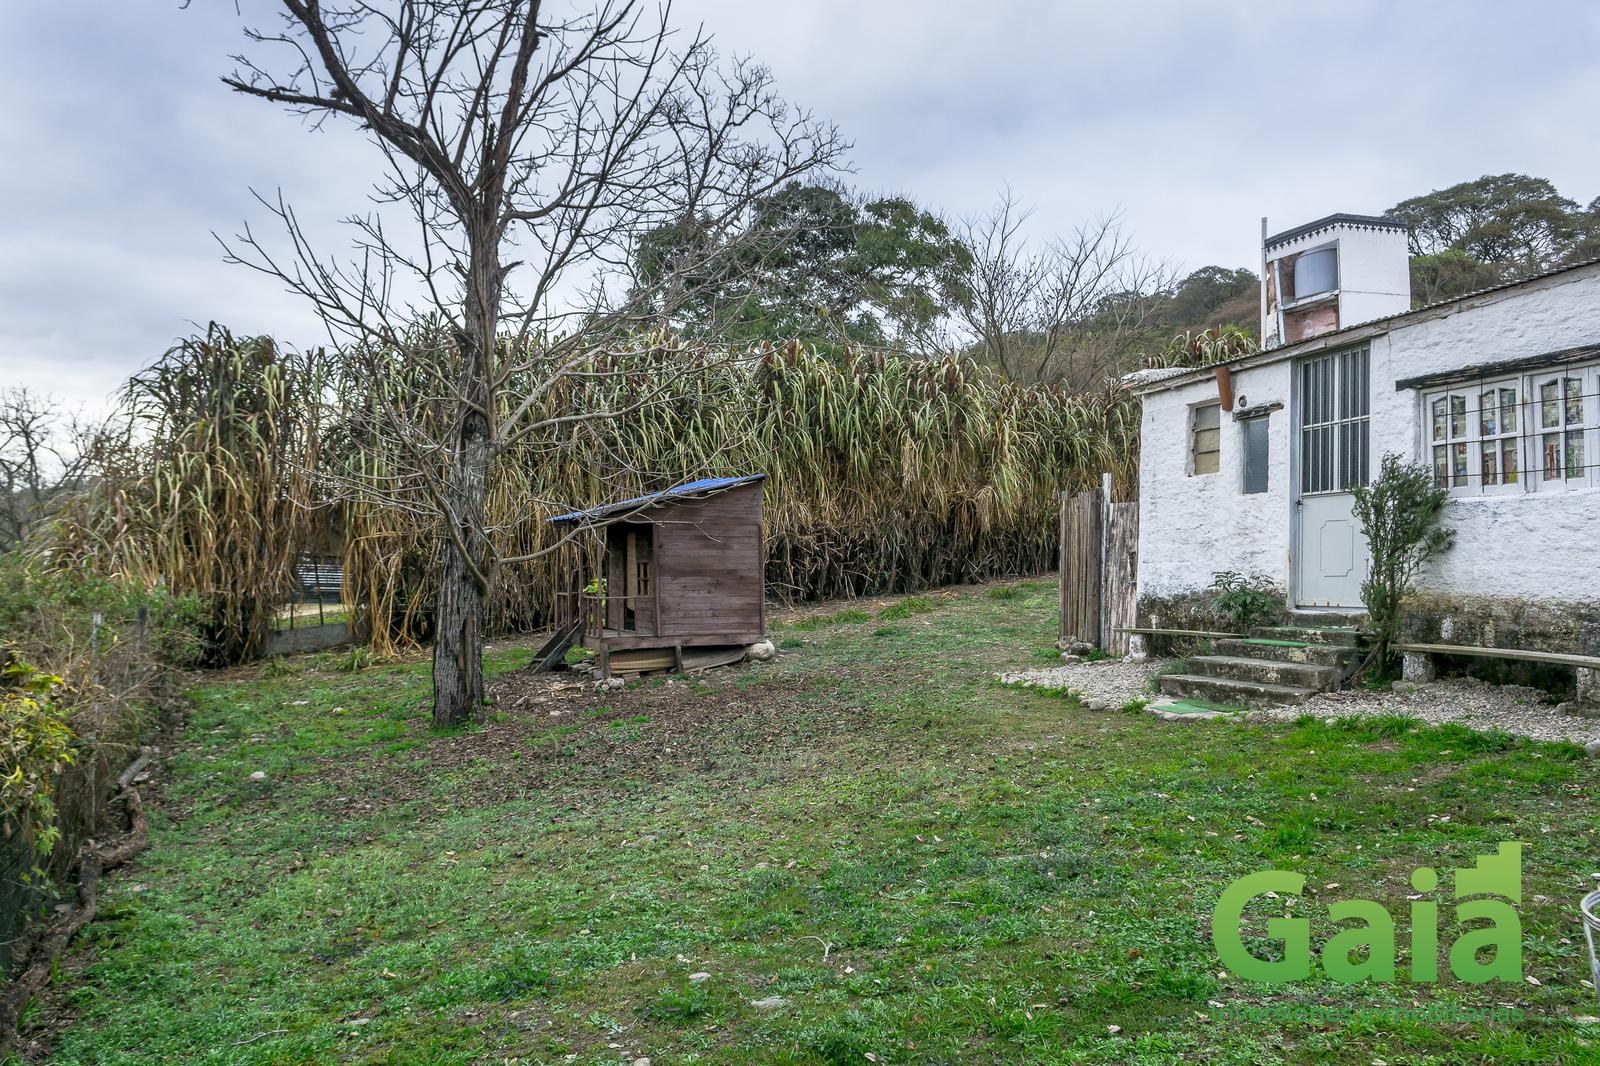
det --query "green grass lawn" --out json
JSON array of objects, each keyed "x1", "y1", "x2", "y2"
[{"x1": 29, "y1": 581, "x2": 1600, "y2": 1064}]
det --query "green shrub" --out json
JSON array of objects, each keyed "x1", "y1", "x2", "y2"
[
  {"x1": 0, "y1": 655, "x2": 75, "y2": 868},
  {"x1": 0, "y1": 554, "x2": 206, "y2": 672},
  {"x1": 1352, "y1": 454, "x2": 1454, "y2": 671},
  {"x1": 1208, "y1": 571, "x2": 1282, "y2": 632}
]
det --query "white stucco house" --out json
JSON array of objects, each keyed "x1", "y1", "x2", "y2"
[{"x1": 1127, "y1": 213, "x2": 1600, "y2": 677}]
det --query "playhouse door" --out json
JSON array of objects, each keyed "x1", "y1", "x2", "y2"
[{"x1": 1293, "y1": 347, "x2": 1371, "y2": 610}]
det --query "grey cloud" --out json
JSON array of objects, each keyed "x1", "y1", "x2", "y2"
[{"x1": 2, "y1": 1, "x2": 1596, "y2": 412}]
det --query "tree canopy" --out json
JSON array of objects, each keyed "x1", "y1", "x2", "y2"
[
  {"x1": 1387, "y1": 173, "x2": 1600, "y2": 304},
  {"x1": 634, "y1": 182, "x2": 971, "y2": 348}
]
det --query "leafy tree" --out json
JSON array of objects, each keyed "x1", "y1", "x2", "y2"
[
  {"x1": 1351, "y1": 453, "x2": 1455, "y2": 674},
  {"x1": 636, "y1": 182, "x2": 971, "y2": 348},
  {"x1": 1387, "y1": 174, "x2": 1600, "y2": 303}
]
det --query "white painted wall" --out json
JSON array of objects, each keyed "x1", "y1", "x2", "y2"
[
  {"x1": 1138, "y1": 264, "x2": 1600, "y2": 607},
  {"x1": 1136, "y1": 359, "x2": 1294, "y2": 598},
  {"x1": 1262, "y1": 221, "x2": 1411, "y2": 346},
  {"x1": 1335, "y1": 227, "x2": 1412, "y2": 327}
]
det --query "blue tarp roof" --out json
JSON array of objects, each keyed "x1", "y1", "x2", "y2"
[{"x1": 547, "y1": 474, "x2": 766, "y2": 524}]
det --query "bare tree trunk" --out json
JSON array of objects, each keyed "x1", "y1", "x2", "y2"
[
  {"x1": 432, "y1": 420, "x2": 489, "y2": 727},
  {"x1": 433, "y1": 230, "x2": 497, "y2": 728}
]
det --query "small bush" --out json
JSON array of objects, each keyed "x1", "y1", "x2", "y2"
[
  {"x1": 1208, "y1": 571, "x2": 1282, "y2": 632},
  {"x1": 1352, "y1": 454, "x2": 1454, "y2": 670}
]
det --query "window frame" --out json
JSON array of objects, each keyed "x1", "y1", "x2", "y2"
[
  {"x1": 1421, "y1": 363, "x2": 1597, "y2": 498},
  {"x1": 1424, "y1": 378, "x2": 1525, "y2": 497},
  {"x1": 1240, "y1": 414, "x2": 1270, "y2": 494},
  {"x1": 1298, "y1": 345, "x2": 1370, "y2": 496},
  {"x1": 1530, "y1": 368, "x2": 1596, "y2": 493},
  {"x1": 1190, "y1": 401, "x2": 1221, "y2": 476}
]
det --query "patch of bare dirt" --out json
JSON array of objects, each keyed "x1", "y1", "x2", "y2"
[{"x1": 307, "y1": 658, "x2": 896, "y2": 817}]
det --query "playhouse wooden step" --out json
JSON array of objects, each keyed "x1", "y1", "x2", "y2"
[{"x1": 530, "y1": 620, "x2": 583, "y2": 673}]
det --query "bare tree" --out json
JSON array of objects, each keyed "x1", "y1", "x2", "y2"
[
  {"x1": 216, "y1": 0, "x2": 845, "y2": 726},
  {"x1": 955, "y1": 192, "x2": 1171, "y2": 388},
  {"x1": 0, "y1": 389, "x2": 75, "y2": 550}
]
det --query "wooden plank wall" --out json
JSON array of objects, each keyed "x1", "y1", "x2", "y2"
[
  {"x1": 1103, "y1": 501, "x2": 1139, "y2": 656},
  {"x1": 655, "y1": 483, "x2": 765, "y2": 641},
  {"x1": 1059, "y1": 489, "x2": 1102, "y2": 648},
  {"x1": 1058, "y1": 486, "x2": 1139, "y2": 653}
]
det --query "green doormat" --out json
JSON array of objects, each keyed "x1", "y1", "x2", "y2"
[{"x1": 1146, "y1": 697, "x2": 1245, "y2": 721}]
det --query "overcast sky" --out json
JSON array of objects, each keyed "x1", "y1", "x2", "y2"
[{"x1": 3, "y1": 1, "x2": 1598, "y2": 414}]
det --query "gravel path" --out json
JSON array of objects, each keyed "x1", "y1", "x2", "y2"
[
  {"x1": 1002, "y1": 657, "x2": 1600, "y2": 750},
  {"x1": 1257, "y1": 676, "x2": 1600, "y2": 748}
]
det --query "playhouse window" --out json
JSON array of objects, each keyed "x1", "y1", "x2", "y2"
[{"x1": 1191, "y1": 403, "x2": 1221, "y2": 475}]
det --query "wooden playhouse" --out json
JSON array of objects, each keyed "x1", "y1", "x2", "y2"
[{"x1": 535, "y1": 474, "x2": 768, "y2": 677}]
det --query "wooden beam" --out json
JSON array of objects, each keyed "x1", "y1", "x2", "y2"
[
  {"x1": 1394, "y1": 642, "x2": 1600, "y2": 670},
  {"x1": 1114, "y1": 628, "x2": 1244, "y2": 639}
]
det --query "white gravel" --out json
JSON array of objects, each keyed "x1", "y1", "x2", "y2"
[
  {"x1": 1257, "y1": 676, "x2": 1600, "y2": 748},
  {"x1": 1002, "y1": 657, "x2": 1600, "y2": 750},
  {"x1": 1000, "y1": 657, "x2": 1165, "y2": 711}
]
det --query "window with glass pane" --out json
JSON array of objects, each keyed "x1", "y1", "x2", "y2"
[
  {"x1": 1536, "y1": 373, "x2": 1592, "y2": 485},
  {"x1": 1192, "y1": 403, "x2": 1220, "y2": 475},
  {"x1": 1242, "y1": 416, "x2": 1269, "y2": 493},
  {"x1": 1478, "y1": 385, "x2": 1519, "y2": 486},
  {"x1": 1428, "y1": 389, "x2": 1473, "y2": 490},
  {"x1": 1426, "y1": 382, "x2": 1520, "y2": 494}
]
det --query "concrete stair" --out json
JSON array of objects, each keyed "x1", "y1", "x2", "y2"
[
  {"x1": 1187, "y1": 654, "x2": 1339, "y2": 691},
  {"x1": 1157, "y1": 623, "x2": 1363, "y2": 708}
]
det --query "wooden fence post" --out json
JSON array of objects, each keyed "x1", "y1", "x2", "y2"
[{"x1": 1057, "y1": 491, "x2": 1068, "y2": 647}]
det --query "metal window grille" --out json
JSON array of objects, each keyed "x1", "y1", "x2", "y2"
[{"x1": 1299, "y1": 346, "x2": 1369, "y2": 494}]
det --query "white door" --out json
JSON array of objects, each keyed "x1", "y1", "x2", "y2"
[{"x1": 1294, "y1": 347, "x2": 1371, "y2": 608}]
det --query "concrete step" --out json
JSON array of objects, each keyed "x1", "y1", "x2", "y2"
[
  {"x1": 1216, "y1": 638, "x2": 1355, "y2": 669},
  {"x1": 1158, "y1": 672, "x2": 1316, "y2": 707},
  {"x1": 1188, "y1": 654, "x2": 1339, "y2": 691},
  {"x1": 1290, "y1": 610, "x2": 1366, "y2": 629},
  {"x1": 1250, "y1": 625, "x2": 1361, "y2": 648}
]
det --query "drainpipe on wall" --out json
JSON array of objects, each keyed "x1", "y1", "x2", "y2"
[{"x1": 1216, "y1": 365, "x2": 1234, "y2": 412}]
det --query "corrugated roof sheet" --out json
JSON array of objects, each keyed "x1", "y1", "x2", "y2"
[
  {"x1": 1119, "y1": 366, "x2": 1195, "y2": 386},
  {"x1": 547, "y1": 474, "x2": 766, "y2": 524}
]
